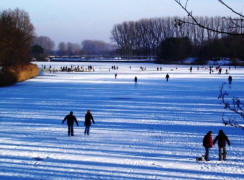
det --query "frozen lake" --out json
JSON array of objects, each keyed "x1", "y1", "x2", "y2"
[{"x1": 0, "y1": 62, "x2": 244, "y2": 179}]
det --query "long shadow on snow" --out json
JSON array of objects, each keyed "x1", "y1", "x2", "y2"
[{"x1": 0, "y1": 155, "x2": 243, "y2": 180}]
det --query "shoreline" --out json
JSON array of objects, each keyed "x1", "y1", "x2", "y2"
[{"x1": 0, "y1": 63, "x2": 39, "y2": 87}]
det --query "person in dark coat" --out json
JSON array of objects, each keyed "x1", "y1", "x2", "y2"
[
  {"x1": 165, "y1": 73, "x2": 169, "y2": 82},
  {"x1": 84, "y1": 110, "x2": 95, "y2": 135},
  {"x1": 189, "y1": 66, "x2": 192, "y2": 72},
  {"x1": 134, "y1": 76, "x2": 138, "y2": 83},
  {"x1": 213, "y1": 130, "x2": 230, "y2": 161},
  {"x1": 203, "y1": 131, "x2": 213, "y2": 161},
  {"x1": 62, "y1": 111, "x2": 79, "y2": 136},
  {"x1": 228, "y1": 75, "x2": 232, "y2": 84}
]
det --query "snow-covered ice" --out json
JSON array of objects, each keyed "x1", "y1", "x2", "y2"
[{"x1": 0, "y1": 62, "x2": 244, "y2": 179}]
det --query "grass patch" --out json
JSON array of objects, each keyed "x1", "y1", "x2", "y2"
[{"x1": 0, "y1": 63, "x2": 39, "y2": 86}]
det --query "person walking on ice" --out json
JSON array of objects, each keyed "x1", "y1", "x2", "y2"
[
  {"x1": 84, "y1": 110, "x2": 95, "y2": 135},
  {"x1": 203, "y1": 131, "x2": 213, "y2": 161},
  {"x1": 134, "y1": 76, "x2": 138, "y2": 83},
  {"x1": 228, "y1": 75, "x2": 232, "y2": 84},
  {"x1": 213, "y1": 130, "x2": 230, "y2": 161},
  {"x1": 165, "y1": 73, "x2": 169, "y2": 82},
  {"x1": 62, "y1": 111, "x2": 79, "y2": 136}
]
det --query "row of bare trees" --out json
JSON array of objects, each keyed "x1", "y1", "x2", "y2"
[
  {"x1": 33, "y1": 36, "x2": 55, "y2": 54},
  {"x1": 57, "y1": 42, "x2": 81, "y2": 56},
  {"x1": 56, "y1": 40, "x2": 114, "y2": 56},
  {"x1": 111, "y1": 16, "x2": 243, "y2": 56},
  {"x1": 32, "y1": 38, "x2": 114, "y2": 58}
]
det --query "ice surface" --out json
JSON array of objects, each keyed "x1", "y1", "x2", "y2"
[{"x1": 0, "y1": 62, "x2": 244, "y2": 179}]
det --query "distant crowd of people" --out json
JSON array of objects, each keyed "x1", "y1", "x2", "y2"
[
  {"x1": 40, "y1": 64, "x2": 235, "y2": 85},
  {"x1": 41, "y1": 65, "x2": 95, "y2": 73}
]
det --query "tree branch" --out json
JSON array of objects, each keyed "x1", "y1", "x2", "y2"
[
  {"x1": 174, "y1": 0, "x2": 244, "y2": 36},
  {"x1": 219, "y1": 0, "x2": 244, "y2": 19},
  {"x1": 218, "y1": 83, "x2": 244, "y2": 129}
]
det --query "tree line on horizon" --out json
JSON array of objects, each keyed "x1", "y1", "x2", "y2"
[
  {"x1": 34, "y1": 16, "x2": 244, "y2": 64},
  {"x1": 111, "y1": 16, "x2": 244, "y2": 64},
  {"x1": 1, "y1": 8, "x2": 244, "y2": 66},
  {"x1": 32, "y1": 38, "x2": 115, "y2": 60}
]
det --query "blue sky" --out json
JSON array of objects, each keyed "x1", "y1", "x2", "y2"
[{"x1": 1, "y1": 0, "x2": 243, "y2": 45}]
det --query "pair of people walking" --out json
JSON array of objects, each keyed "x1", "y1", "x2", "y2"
[
  {"x1": 203, "y1": 130, "x2": 230, "y2": 161},
  {"x1": 62, "y1": 110, "x2": 95, "y2": 136}
]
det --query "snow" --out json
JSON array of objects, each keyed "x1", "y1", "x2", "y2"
[{"x1": 0, "y1": 62, "x2": 244, "y2": 179}]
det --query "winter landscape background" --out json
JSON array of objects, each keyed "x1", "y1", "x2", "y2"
[{"x1": 0, "y1": 62, "x2": 244, "y2": 179}]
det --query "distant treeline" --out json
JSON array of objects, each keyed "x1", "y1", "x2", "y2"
[
  {"x1": 32, "y1": 38, "x2": 115, "y2": 61},
  {"x1": 111, "y1": 17, "x2": 244, "y2": 64},
  {"x1": 32, "y1": 16, "x2": 244, "y2": 65}
]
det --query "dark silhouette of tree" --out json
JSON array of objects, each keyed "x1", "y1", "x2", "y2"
[
  {"x1": 157, "y1": 37, "x2": 192, "y2": 63},
  {"x1": 0, "y1": 8, "x2": 34, "y2": 67},
  {"x1": 197, "y1": 36, "x2": 244, "y2": 62},
  {"x1": 31, "y1": 45, "x2": 45, "y2": 61}
]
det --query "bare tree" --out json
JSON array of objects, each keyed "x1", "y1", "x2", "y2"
[
  {"x1": 82, "y1": 40, "x2": 113, "y2": 55},
  {"x1": 0, "y1": 8, "x2": 34, "y2": 67},
  {"x1": 57, "y1": 42, "x2": 67, "y2": 56},
  {"x1": 57, "y1": 42, "x2": 82, "y2": 56},
  {"x1": 67, "y1": 42, "x2": 81, "y2": 55},
  {"x1": 111, "y1": 16, "x2": 235, "y2": 56},
  {"x1": 218, "y1": 83, "x2": 244, "y2": 129},
  {"x1": 174, "y1": 0, "x2": 244, "y2": 36},
  {"x1": 33, "y1": 36, "x2": 55, "y2": 54}
]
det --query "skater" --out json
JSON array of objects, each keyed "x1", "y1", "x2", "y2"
[
  {"x1": 218, "y1": 68, "x2": 222, "y2": 74},
  {"x1": 203, "y1": 131, "x2": 213, "y2": 161},
  {"x1": 209, "y1": 66, "x2": 212, "y2": 74},
  {"x1": 228, "y1": 75, "x2": 232, "y2": 84},
  {"x1": 114, "y1": 73, "x2": 117, "y2": 79},
  {"x1": 62, "y1": 111, "x2": 79, "y2": 136},
  {"x1": 213, "y1": 130, "x2": 230, "y2": 161},
  {"x1": 134, "y1": 76, "x2": 138, "y2": 83},
  {"x1": 165, "y1": 73, "x2": 169, "y2": 82},
  {"x1": 84, "y1": 110, "x2": 95, "y2": 135}
]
